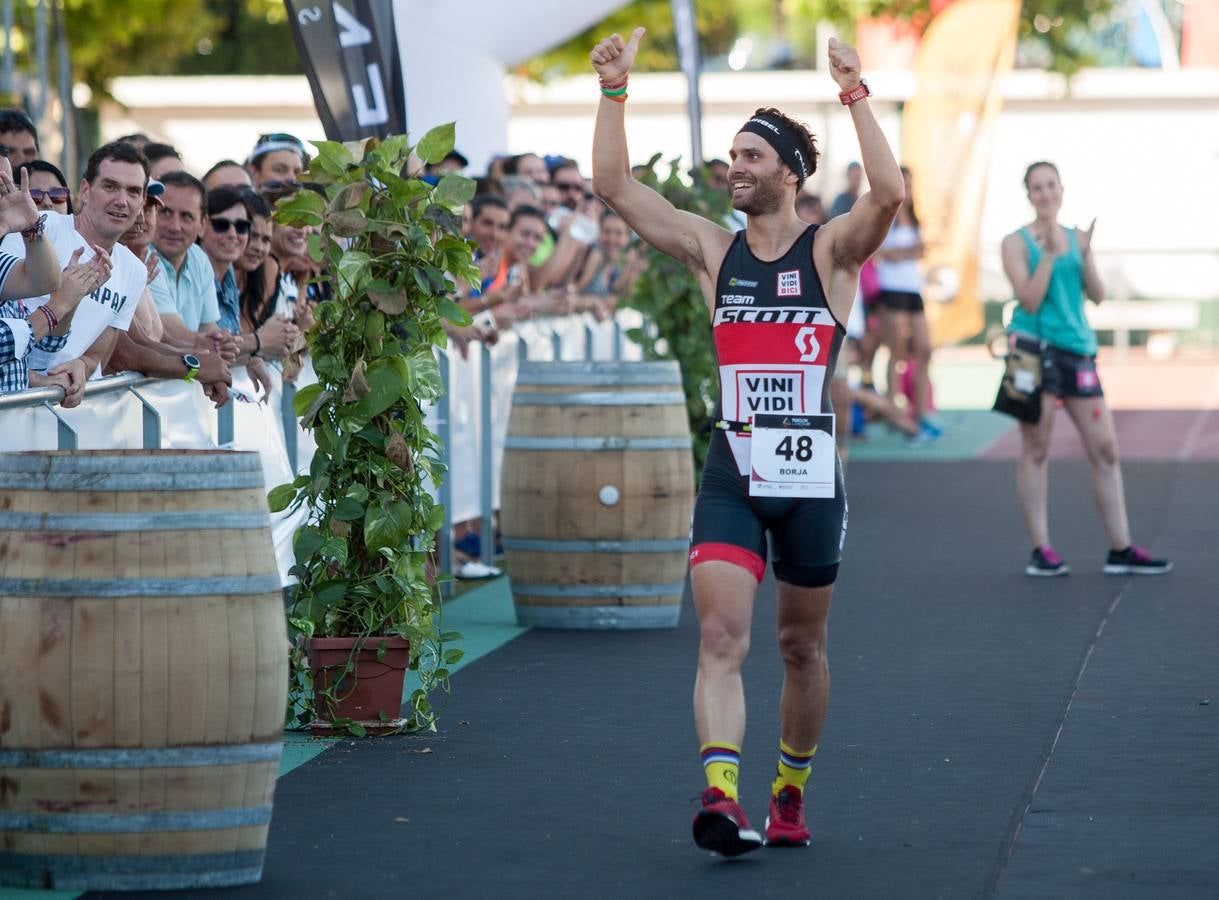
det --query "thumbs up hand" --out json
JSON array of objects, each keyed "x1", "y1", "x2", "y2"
[
  {"x1": 828, "y1": 37, "x2": 862, "y2": 90},
  {"x1": 590, "y1": 26, "x2": 646, "y2": 83}
]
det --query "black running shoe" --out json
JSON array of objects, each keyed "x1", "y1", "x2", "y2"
[
  {"x1": 1104, "y1": 545, "x2": 1172, "y2": 575},
  {"x1": 1026, "y1": 545, "x2": 1069, "y2": 577}
]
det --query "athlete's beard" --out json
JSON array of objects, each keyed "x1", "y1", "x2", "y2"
[{"x1": 732, "y1": 168, "x2": 787, "y2": 217}]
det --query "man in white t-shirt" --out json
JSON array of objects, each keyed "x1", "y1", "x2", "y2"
[{"x1": 1, "y1": 142, "x2": 155, "y2": 404}]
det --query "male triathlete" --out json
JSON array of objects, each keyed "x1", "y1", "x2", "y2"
[{"x1": 590, "y1": 28, "x2": 903, "y2": 856}]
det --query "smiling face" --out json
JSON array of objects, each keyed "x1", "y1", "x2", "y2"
[
  {"x1": 78, "y1": 158, "x2": 147, "y2": 243},
  {"x1": 155, "y1": 183, "x2": 205, "y2": 266},
  {"x1": 238, "y1": 214, "x2": 272, "y2": 272},
  {"x1": 505, "y1": 213, "x2": 545, "y2": 264},
  {"x1": 201, "y1": 202, "x2": 250, "y2": 265},
  {"x1": 28, "y1": 170, "x2": 70, "y2": 214},
  {"x1": 599, "y1": 213, "x2": 630, "y2": 256},
  {"x1": 271, "y1": 219, "x2": 310, "y2": 263},
  {"x1": 121, "y1": 199, "x2": 158, "y2": 255},
  {"x1": 1025, "y1": 163, "x2": 1062, "y2": 219},
  {"x1": 727, "y1": 132, "x2": 790, "y2": 216},
  {"x1": 253, "y1": 150, "x2": 304, "y2": 187}
]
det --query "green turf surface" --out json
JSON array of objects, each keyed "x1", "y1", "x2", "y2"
[{"x1": 846, "y1": 409, "x2": 1015, "y2": 461}]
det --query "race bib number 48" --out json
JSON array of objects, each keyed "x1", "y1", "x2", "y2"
[{"x1": 748, "y1": 413, "x2": 836, "y2": 498}]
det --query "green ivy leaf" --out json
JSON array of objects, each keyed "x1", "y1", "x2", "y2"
[
  {"x1": 368, "y1": 284, "x2": 409, "y2": 315},
  {"x1": 313, "y1": 140, "x2": 354, "y2": 175},
  {"x1": 351, "y1": 356, "x2": 411, "y2": 420},
  {"x1": 415, "y1": 122, "x2": 455, "y2": 164},
  {"x1": 333, "y1": 497, "x2": 365, "y2": 521},
  {"x1": 363, "y1": 500, "x2": 414, "y2": 554},
  {"x1": 327, "y1": 209, "x2": 367, "y2": 237},
  {"x1": 267, "y1": 483, "x2": 297, "y2": 513},
  {"x1": 434, "y1": 173, "x2": 476, "y2": 208},
  {"x1": 336, "y1": 251, "x2": 372, "y2": 294},
  {"x1": 293, "y1": 525, "x2": 324, "y2": 563},
  {"x1": 437, "y1": 297, "x2": 470, "y2": 326},
  {"x1": 275, "y1": 189, "x2": 325, "y2": 227}
]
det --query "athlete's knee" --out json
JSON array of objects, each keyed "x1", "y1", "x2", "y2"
[
  {"x1": 698, "y1": 614, "x2": 751, "y2": 667},
  {"x1": 777, "y1": 624, "x2": 827, "y2": 671},
  {"x1": 1090, "y1": 438, "x2": 1119, "y2": 467},
  {"x1": 1022, "y1": 438, "x2": 1050, "y2": 467}
]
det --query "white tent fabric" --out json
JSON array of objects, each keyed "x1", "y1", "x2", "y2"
[{"x1": 394, "y1": 0, "x2": 630, "y2": 171}]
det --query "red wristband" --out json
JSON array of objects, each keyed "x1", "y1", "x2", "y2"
[
  {"x1": 838, "y1": 80, "x2": 871, "y2": 106},
  {"x1": 38, "y1": 304, "x2": 58, "y2": 331}
]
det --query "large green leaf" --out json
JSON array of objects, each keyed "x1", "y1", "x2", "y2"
[
  {"x1": 351, "y1": 356, "x2": 411, "y2": 420},
  {"x1": 363, "y1": 500, "x2": 414, "y2": 554},
  {"x1": 267, "y1": 483, "x2": 297, "y2": 513},
  {"x1": 274, "y1": 189, "x2": 325, "y2": 227},
  {"x1": 336, "y1": 251, "x2": 372, "y2": 293},
  {"x1": 313, "y1": 140, "x2": 354, "y2": 175},
  {"x1": 434, "y1": 173, "x2": 476, "y2": 208},
  {"x1": 415, "y1": 122, "x2": 455, "y2": 165}
]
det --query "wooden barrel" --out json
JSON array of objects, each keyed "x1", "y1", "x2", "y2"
[
  {"x1": 501, "y1": 361, "x2": 695, "y2": 629},
  {"x1": 0, "y1": 450, "x2": 288, "y2": 891}
]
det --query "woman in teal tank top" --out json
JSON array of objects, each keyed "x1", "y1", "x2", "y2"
[{"x1": 999, "y1": 161, "x2": 1170, "y2": 578}]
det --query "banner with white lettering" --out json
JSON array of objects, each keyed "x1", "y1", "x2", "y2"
[{"x1": 283, "y1": 0, "x2": 406, "y2": 140}]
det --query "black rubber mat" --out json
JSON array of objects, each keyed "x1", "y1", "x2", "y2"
[{"x1": 86, "y1": 460, "x2": 1218, "y2": 900}]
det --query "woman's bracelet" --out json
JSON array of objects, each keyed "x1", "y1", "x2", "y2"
[
  {"x1": 37, "y1": 304, "x2": 58, "y2": 332},
  {"x1": 251, "y1": 329, "x2": 262, "y2": 357}
]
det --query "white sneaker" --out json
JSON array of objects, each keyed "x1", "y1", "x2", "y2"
[{"x1": 455, "y1": 560, "x2": 502, "y2": 580}]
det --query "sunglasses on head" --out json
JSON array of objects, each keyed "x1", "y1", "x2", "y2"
[
  {"x1": 210, "y1": 216, "x2": 251, "y2": 235},
  {"x1": 30, "y1": 187, "x2": 69, "y2": 203}
]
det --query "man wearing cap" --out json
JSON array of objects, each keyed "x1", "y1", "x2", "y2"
[
  {"x1": 591, "y1": 29, "x2": 903, "y2": 857},
  {"x1": 248, "y1": 132, "x2": 309, "y2": 189}
]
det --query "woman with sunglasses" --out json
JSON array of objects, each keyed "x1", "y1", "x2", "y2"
[
  {"x1": 16, "y1": 160, "x2": 71, "y2": 215},
  {"x1": 201, "y1": 186, "x2": 271, "y2": 398}
]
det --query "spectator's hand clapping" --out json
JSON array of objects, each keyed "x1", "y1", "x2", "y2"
[
  {"x1": 1076, "y1": 218, "x2": 1096, "y2": 257},
  {"x1": 50, "y1": 246, "x2": 111, "y2": 322},
  {"x1": 0, "y1": 159, "x2": 40, "y2": 236},
  {"x1": 590, "y1": 26, "x2": 646, "y2": 82}
]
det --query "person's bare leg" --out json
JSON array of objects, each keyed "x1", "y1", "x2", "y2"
[
  {"x1": 775, "y1": 582, "x2": 833, "y2": 752},
  {"x1": 1063, "y1": 395, "x2": 1131, "y2": 549},
  {"x1": 880, "y1": 307, "x2": 905, "y2": 402},
  {"x1": 1017, "y1": 394, "x2": 1056, "y2": 548},
  {"x1": 692, "y1": 561, "x2": 759, "y2": 749},
  {"x1": 910, "y1": 310, "x2": 933, "y2": 423}
]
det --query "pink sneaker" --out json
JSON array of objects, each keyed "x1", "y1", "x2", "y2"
[
  {"x1": 765, "y1": 785, "x2": 811, "y2": 847},
  {"x1": 692, "y1": 787, "x2": 763, "y2": 857}
]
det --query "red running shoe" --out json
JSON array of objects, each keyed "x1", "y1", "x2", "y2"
[
  {"x1": 764, "y1": 785, "x2": 811, "y2": 847},
  {"x1": 692, "y1": 787, "x2": 763, "y2": 857}
]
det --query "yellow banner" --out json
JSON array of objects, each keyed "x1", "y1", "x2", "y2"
[{"x1": 902, "y1": 0, "x2": 1020, "y2": 346}]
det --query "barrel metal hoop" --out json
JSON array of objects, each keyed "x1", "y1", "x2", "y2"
[
  {"x1": 0, "y1": 453, "x2": 262, "y2": 474},
  {"x1": 503, "y1": 437, "x2": 691, "y2": 451},
  {"x1": 0, "y1": 851, "x2": 265, "y2": 889},
  {"x1": 0, "y1": 741, "x2": 283, "y2": 769},
  {"x1": 0, "y1": 472, "x2": 267, "y2": 491},
  {"x1": 0, "y1": 511, "x2": 273, "y2": 533},
  {"x1": 0, "y1": 805, "x2": 273, "y2": 833},
  {"x1": 515, "y1": 361, "x2": 680, "y2": 386},
  {"x1": 0, "y1": 575, "x2": 284, "y2": 597},
  {"x1": 511, "y1": 582, "x2": 685, "y2": 598},
  {"x1": 511, "y1": 391, "x2": 685, "y2": 407},
  {"x1": 501, "y1": 538, "x2": 689, "y2": 553}
]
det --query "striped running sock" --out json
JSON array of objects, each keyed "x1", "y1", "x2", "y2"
[
  {"x1": 700, "y1": 742, "x2": 742, "y2": 801},
  {"x1": 771, "y1": 741, "x2": 816, "y2": 796}
]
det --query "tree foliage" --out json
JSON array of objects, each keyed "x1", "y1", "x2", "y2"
[{"x1": 524, "y1": 0, "x2": 1121, "y2": 79}]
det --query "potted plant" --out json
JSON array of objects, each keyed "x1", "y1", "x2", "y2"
[{"x1": 268, "y1": 125, "x2": 476, "y2": 736}]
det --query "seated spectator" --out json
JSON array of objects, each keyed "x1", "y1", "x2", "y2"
[
  {"x1": 203, "y1": 159, "x2": 253, "y2": 192},
  {"x1": 234, "y1": 190, "x2": 297, "y2": 362},
  {"x1": 0, "y1": 108, "x2": 39, "y2": 164},
  {"x1": 108, "y1": 178, "x2": 232, "y2": 406},
  {"x1": 248, "y1": 133, "x2": 309, "y2": 189},
  {"x1": 143, "y1": 142, "x2": 184, "y2": 179},
  {"x1": 17, "y1": 160, "x2": 72, "y2": 215},
  {"x1": 0, "y1": 142, "x2": 151, "y2": 404}
]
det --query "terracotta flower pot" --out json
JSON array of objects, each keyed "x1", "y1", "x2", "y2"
[{"x1": 307, "y1": 636, "x2": 410, "y2": 735}]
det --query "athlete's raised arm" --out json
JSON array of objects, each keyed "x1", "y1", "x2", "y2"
[
  {"x1": 818, "y1": 38, "x2": 904, "y2": 266},
  {"x1": 590, "y1": 27, "x2": 730, "y2": 278}
]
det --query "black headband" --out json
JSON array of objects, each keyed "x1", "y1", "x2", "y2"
[{"x1": 737, "y1": 115, "x2": 810, "y2": 184}]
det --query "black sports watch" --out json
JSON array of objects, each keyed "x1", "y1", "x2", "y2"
[{"x1": 182, "y1": 354, "x2": 201, "y2": 383}]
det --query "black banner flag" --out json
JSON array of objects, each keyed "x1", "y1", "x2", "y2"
[{"x1": 284, "y1": 1, "x2": 407, "y2": 141}]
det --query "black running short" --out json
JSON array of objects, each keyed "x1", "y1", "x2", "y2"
[
  {"x1": 1039, "y1": 342, "x2": 1103, "y2": 398},
  {"x1": 876, "y1": 289, "x2": 925, "y2": 314},
  {"x1": 688, "y1": 432, "x2": 846, "y2": 588}
]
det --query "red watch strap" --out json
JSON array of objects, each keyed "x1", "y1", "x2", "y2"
[{"x1": 838, "y1": 82, "x2": 870, "y2": 106}]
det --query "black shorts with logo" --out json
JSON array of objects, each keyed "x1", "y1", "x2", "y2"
[
  {"x1": 877, "y1": 289, "x2": 925, "y2": 314},
  {"x1": 688, "y1": 432, "x2": 846, "y2": 588},
  {"x1": 1022, "y1": 337, "x2": 1103, "y2": 398}
]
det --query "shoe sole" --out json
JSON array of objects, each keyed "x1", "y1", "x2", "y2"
[
  {"x1": 692, "y1": 811, "x2": 763, "y2": 857},
  {"x1": 1025, "y1": 566, "x2": 1070, "y2": 576},
  {"x1": 1103, "y1": 563, "x2": 1173, "y2": 575},
  {"x1": 763, "y1": 816, "x2": 811, "y2": 847}
]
